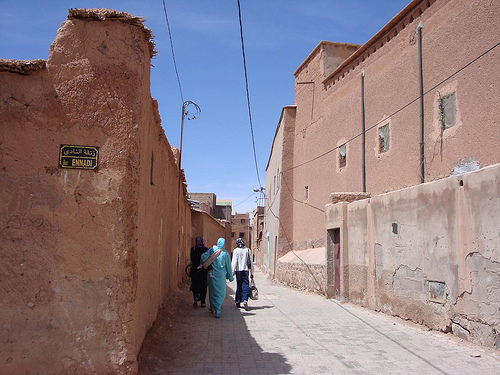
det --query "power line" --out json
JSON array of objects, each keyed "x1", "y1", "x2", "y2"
[
  {"x1": 237, "y1": 0, "x2": 262, "y2": 189},
  {"x1": 281, "y1": 176, "x2": 325, "y2": 213},
  {"x1": 233, "y1": 192, "x2": 256, "y2": 208},
  {"x1": 162, "y1": 0, "x2": 184, "y2": 104},
  {"x1": 283, "y1": 39, "x2": 500, "y2": 173}
]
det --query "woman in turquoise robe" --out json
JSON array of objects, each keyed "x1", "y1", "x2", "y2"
[{"x1": 201, "y1": 238, "x2": 233, "y2": 318}]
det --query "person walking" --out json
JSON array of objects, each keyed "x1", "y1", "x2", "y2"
[
  {"x1": 231, "y1": 238, "x2": 253, "y2": 311},
  {"x1": 189, "y1": 236, "x2": 208, "y2": 308},
  {"x1": 200, "y1": 238, "x2": 233, "y2": 319}
]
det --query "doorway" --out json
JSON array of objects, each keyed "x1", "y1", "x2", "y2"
[{"x1": 327, "y1": 228, "x2": 341, "y2": 298}]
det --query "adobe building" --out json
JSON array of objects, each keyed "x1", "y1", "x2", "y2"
[
  {"x1": 188, "y1": 192, "x2": 216, "y2": 216},
  {"x1": 265, "y1": 0, "x2": 500, "y2": 347},
  {"x1": 0, "y1": 8, "x2": 225, "y2": 373},
  {"x1": 251, "y1": 206, "x2": 264, "y2": 264},
  {"x1": 230, "y1": 212, "x2": 250, "y2": 252},
  {"x1": 215, "y1": 198, "x2": 232, "y2": 222}
]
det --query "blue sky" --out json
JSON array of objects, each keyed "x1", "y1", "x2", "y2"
[{"x1": 1, "y1": 0, "x2": 410, "y2": 215}]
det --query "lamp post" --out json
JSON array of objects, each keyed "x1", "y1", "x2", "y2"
[
  {"x1": 253, "y1": 187, "x2": 265, "y2": 207},
  {"x1": 178, "y1": 100, "x2": 201, "y2": 171},
  {"x1": 177, "y1": 100, "x2": 201, "y2": 276}
]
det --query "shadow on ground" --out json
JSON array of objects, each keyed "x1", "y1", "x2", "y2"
[{"x1": 138, "y1": 284, "x2": 292, "y2": 374}]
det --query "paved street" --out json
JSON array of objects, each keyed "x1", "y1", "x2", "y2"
[{"x1": 138, "y1": 268, "x2": 500, "y2": 374}]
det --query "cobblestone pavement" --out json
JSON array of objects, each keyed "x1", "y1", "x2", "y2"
[{"x1": 138, "y1": 268, "x2": 500, "y2": 375}]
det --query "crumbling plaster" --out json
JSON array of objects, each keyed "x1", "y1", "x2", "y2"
[{"x1": 326, "y1": 163, "x2": 500, "y2": 348}]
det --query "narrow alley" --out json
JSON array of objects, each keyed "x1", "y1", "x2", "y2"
[{"x1": 138, "y1": 269, "x2": 500, "y2": 375}]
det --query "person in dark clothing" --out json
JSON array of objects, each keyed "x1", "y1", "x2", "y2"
[{"x1": 190, "y1": 236, "x2": 208, "y2": 308}]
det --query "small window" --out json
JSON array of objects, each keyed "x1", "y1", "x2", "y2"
[
  {"x1": 231, "y1": 232, "x2": 235, "y2": 238},
  {"x1": 339, "y1": 144, "x2": 346, "y2": 168},
  {"x1": 391, "y1": 221, "x2": 400, "y2": 236},
  {"x1": 378, "y1": 124, "x2": 390, "y2": 153},
  {"x1": 241, "y1": 219, "x2": 246, "y2": 224},
  {"x1": 239, "y1": 232, "x2": 245, "y2": 238},
  {"x1": 305, "y1": 186, "x2": 309, "y2": 201},
  {"x1": 439, "y1": 92, "x2": 456, "y2": 130}
]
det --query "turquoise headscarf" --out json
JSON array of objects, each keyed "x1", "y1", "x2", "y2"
[{"x1": 217, "y1": 238, "x2": 225, "y2": 249}]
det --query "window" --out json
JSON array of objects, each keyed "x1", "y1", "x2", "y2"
[
  {"x1": 305, "y1": 186, "x2": 309, "y2": 201},
  {"x1": 241, "y1": 219, "x2": 246, "y2": 224},
  {"x1": 231, "y1": 232, "x2": 235, "y2": 238},
  {"x1": 339, "y1": 143, "x2": 346, "y2": 168},
  {"x1": 439, "y1": 92, "x2": 456, "y2": 130},
  {"x1": 239, "y1": 232, "x2": 245, "y2": 238},
  {"x1": 378, "y1": 124, "x2": 390, "y2": 153},
  {"x1": 391, "y1": 221, "x2": 400, "y2": 236}
]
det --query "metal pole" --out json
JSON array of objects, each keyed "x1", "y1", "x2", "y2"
[
  {"x1": 417, "y1": 22, "x2": 425, "y2": 183},
  {"x1": 179, "y1": 102, "x2": 186, "y2": 171},
  {"x1": 361, "y1": 70, "x2": 366, "y2": 192}
]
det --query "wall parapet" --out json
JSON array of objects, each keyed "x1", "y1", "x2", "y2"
[
  {"x1": 0, "y1": 59, "x2": 46, "y2": 74},
  {"x1": 329, "y1": 192, "x2": 371, "y2": 204},
  {"x1": 68, "y1": 8, "x2": 157, "y2": 57}
]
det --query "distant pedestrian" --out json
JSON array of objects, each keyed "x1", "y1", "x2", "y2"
[
  {"x1": 189, "y1": 236, "x2": 209, "y2": 308},
  {"x1": 231, "y1": 238, "x2": 253, "y2": 311},
  {"x1": 201, "y1": 238, "x2": 233, "y2": 318}
]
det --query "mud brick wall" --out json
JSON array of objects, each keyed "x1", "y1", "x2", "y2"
[{"x1": 0, "y1": 9, "x2": 191, "y2": 374}]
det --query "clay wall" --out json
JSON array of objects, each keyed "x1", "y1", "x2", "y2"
[
  {"x1": 326, "y1": 163, "x2": 500, "y2": 348},
  {"x1": 0, "y1": 9, "x2": 191, "y2": 374},
  {"x1": 288, "y1": 0, "x2": 500, "y2": 252},
  {"x1": 190, "y1": 209, "x2": 226, "y2": 251}
]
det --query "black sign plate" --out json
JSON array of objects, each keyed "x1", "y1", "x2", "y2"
[{"x1": 59, "y1": 145, "x2": 99, "y2": 170}]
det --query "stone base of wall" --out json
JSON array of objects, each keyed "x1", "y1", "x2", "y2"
[
  {"x1": 276, "y1": 262, "x2": 326, "y2": 295},
  {"x1": 275, "y1": 248, "x2": 326, "y2": 295},
  {"x1": 452, "y1": 316, "x2": 500, "y2": 349}
]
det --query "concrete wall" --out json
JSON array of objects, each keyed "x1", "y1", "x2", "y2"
[
  {"x1": 284, "y1": 0, "x2": 500, "y2": 253},
  {"x1": 326, "y1": 163, "x2": 500, "y2": 348},
  {"x1": 0, "y1": 9, "x2": 192, "y2": 373}
]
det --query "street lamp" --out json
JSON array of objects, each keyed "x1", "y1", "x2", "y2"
[
  {"x1": 253, "y1": 187, "x2": 265, "y2": 207},
  {"x1": 179, "y1": 100, "x2": 201, "y2": 170}
]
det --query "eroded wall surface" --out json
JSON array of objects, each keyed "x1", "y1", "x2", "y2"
[
  {"x1": 0, "y1": 9, "x2": 190, "y2": 374},
  {"x1": 326, "y1": 164, "x2": 500, "y2": 348}
]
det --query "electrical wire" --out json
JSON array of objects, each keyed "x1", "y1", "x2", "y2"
[
  {"x1": 233, "y1": 192, "x2": 257, "y2": 208},
  {"x1": 162, "y1": 0, "x2": 184, "y2": 104},
  {"x1": 237, "y1": 0, "x2": 263, "y2": 189},
  {"x1": 282, "y1": 39, "x2": 500, "y2": 174}
]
